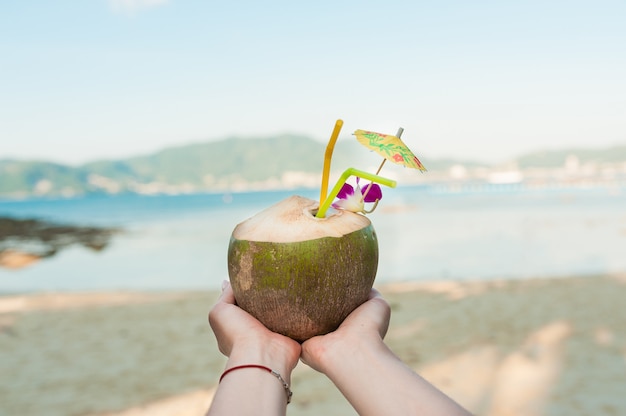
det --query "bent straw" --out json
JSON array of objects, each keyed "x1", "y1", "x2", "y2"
[
  {"x1": 316, "y1": 168, "x2": 396, "y2": 218},
  {"x1": 319, "y1": 119, "x2": 344, "y2": 207}
]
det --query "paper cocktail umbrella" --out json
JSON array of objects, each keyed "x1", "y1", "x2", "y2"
[
  {"x1": 352, "y1": 127, "x2": 426, "y2": 203},
  {"x1": 353, "y1": 128, "x2": 427, "y2": 174}
]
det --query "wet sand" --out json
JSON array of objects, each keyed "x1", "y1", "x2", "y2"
[{"x1": 1, "y1": 274, "x2": 625, "y2": 416}]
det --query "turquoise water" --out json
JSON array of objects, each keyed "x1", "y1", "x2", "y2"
[{"x1": 1, "y1": 186, "x2": 625, "y2": 292}]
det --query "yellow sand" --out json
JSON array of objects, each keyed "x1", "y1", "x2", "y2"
[{"x1": 1, "y1": 274, "x2": 625, "y2": 416}]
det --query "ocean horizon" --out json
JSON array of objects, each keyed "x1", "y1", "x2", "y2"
[{"x1": 1, "y1": 184, "x2": 625, "y2": 293}]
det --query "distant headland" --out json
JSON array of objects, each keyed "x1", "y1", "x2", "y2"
[{"x1": 1, "y1": 135, "x2": 625, "y2": 199}]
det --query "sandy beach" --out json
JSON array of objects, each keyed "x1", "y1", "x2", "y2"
[{"x1": 1, "y1": 274, "x2": 625, "y2": 416}]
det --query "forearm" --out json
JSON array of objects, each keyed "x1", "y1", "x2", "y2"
[
  {"x1": 207, "y1": 343, "x2": 296, "y2": 416},
  {"x1": 322, "y1": 339, "x2": 471, "y2": 416}
]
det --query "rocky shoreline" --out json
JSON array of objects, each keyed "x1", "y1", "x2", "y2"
[{"x1": 0, "y1": 217, "x2": 120, "y2": 269}]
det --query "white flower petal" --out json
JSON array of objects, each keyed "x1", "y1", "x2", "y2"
[{"x1": 333, "y1": 193, "x2": 365, "y2": 213}]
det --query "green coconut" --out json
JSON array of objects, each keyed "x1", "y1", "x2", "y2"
[{"x1": 227, "y1": 195, "x2": 379, "y2": 342}]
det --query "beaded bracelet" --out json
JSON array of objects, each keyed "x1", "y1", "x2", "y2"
[{"x1": 219, "y1": 364, "x2": 293, "y2": 404}]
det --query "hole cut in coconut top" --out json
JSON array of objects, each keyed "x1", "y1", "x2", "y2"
[{"x1": 232, "y1": 195, "x2": 373, "y2": 243}]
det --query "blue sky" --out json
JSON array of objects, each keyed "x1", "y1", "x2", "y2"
[{"x1": 1, "y1": 0, "x2": 625, "y2": 165}]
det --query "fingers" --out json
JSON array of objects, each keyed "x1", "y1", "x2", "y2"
[
  {"x1": 367, "y1": 289, "x2": 391, "y2": 338},
  {"x1": 369, "y1": 287, "x2": 383, "y2": 300},
  {"x1": 208, "y1": 283, "x2": 236, "y2": 356},
  {"x1": 218, "y1": 280, "x2": 236, "y2": 305},
  {"x1": 208, "y1": 281, "x2": 234, "y2": 334},
  {"x1": 335, "y1": 288, "x2": 391, "y2": 339}
]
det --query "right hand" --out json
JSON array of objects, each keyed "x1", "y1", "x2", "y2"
[{"x1": 300, "y1": 288, "x2": 391, "y2": 373}]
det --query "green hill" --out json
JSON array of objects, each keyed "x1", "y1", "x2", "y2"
[
  {"x1": 0, "y1": 160, "x2": 87, "y2": 196},
  {"x1": 0, "y1": 135, "x2": 359, "y2": 197},
  {"x1": 1, "y1": 137, "x2": 624, "y2": 198}
]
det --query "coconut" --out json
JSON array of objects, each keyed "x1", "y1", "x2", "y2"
[{"x1": 227, "y1": 195, "x2": 378, "y2": 342}]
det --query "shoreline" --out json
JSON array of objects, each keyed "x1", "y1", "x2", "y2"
[
  {"x1": 0, "y1": 217, "x2": 120, "y2": 270},
  {"x1": 2, "y1": 272, "x2": 624, "y2": 312}
]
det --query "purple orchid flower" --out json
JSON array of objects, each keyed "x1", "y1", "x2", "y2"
[{"x1": 332, "y1": 178, "x2": 383, "y2": 214}]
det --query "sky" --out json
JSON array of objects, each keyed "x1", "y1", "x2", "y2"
[{"x1": 1, "y1": 0, "x2": 625, "y2": 165}]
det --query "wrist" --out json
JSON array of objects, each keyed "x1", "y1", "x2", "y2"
[
  {"x1": 227, "y1": 337, "x2": 299, "y2": 381},
  {"x1": 212, "y1": 338, "x2": 299, "y2": 413},
  {"x1": 317, "y1": 332, "x2": 388, "y2": 377},
  {"x1": 219, "y1": 364, "x2": 293, "y2": 404}
]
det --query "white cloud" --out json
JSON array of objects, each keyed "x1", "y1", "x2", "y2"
[{"x1": 109, "y1": 0, "x2": 169, "y2": 14}]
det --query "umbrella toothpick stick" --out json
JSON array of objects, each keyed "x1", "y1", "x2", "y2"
[
  {"x1": 374, "y1": 158, "x2": 386, "y2": 175},
  {"x1": 362, "y1": 127, "x2": 404, "y2": 201}
]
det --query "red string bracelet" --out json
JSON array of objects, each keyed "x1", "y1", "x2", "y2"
[{"x1": 219, "y1": 364, "x2": 292, "y2": 404}]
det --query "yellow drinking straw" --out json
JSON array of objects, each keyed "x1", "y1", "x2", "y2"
[
  {"x1": 319, "y1": 119, "x2": 344, "y2": 207},
  {"x1": 316, "y1": 168, "x2": 396, "y2": 218}
]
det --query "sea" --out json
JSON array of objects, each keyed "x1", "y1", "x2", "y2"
[{"x1": 1, "y1": 184, "x2": 625, "y2": 292}]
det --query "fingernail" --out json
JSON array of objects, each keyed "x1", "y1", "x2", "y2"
[{"x1": 221, "y1": 280, "x2": 229, "y2": 291}]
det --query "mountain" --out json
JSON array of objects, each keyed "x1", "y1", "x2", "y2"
[
  {"x1": 1, "y1": 136, "x2": 624, "y2": 198},
  {"x1": 0, "y1": 135, "x2": 359, "y2": 198},
  {"x1": 515, "y1": 145, "x2": 626, "y2": 168},
  {"x1": 80, "y1": 135, "x2": 326, "y2": 184},
  {"x1": 0, "y1": 160, "x2": 88, "y2": 196}
]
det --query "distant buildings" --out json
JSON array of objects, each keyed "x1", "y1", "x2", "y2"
[{"x1": 396, "y1": 155, "x2": 626, "y2": 192}]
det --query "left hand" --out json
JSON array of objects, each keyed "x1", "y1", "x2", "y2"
[{"x1": 209, "y1": 282, "x2": 301, "y2": 372}]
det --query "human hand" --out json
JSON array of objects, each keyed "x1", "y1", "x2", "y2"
[
  {"x1": 300, "y1": 288, "x2": 391, "y2": 373},
  {"x1": 300, "y1": 289, "x2": 472, "y2": 416},
  {"x1": 209, "y1": 282, "x2": 301, "y2": 373}
]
